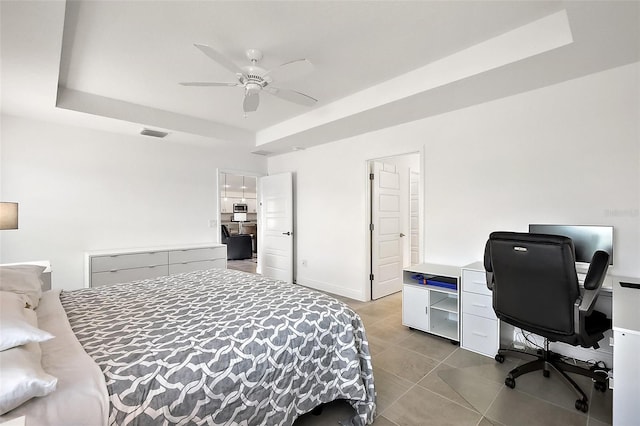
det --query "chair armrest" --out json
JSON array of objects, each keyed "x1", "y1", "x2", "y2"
[
  {"x1": 583, "y1": 250, "x2": 610, "y2": 290},
  {"x1": 574, "y1": 250, "x2": 610, "y2": 331}
]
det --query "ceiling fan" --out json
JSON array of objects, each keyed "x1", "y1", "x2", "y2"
[{"x1": 180, "y1": 44, "x2": 318, "y2": 114}]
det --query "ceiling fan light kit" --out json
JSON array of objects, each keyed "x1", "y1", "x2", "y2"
[{"x1": 180, "y1": 44, "x2": 317, "y2": 114}]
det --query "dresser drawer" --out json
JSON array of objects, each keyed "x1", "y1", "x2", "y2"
[
  {"x1": 462, "y1": 313, "x2": 499, "y2": 357},
  {"x1": 462, "y1": 291, "x2": 496, "y2": 320},
  {"x1": 168, "y1": 259, "x2": 226, "y2": 275},
  {"x1": 462, "y1": 269, "x2": 490, "y2": 296},
  {"x1": 91, "y1": 265, "x2": 169, "y2": 287},
  {"x1": 168, "y1": 247, "x2": 225, "y2": 264},
  {"x1": 91, "y1": 251, "x2": 168, "y2": 273}
]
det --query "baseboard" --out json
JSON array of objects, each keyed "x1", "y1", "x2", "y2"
[{"x1": 295, "y1": 277, "x2": 365, "y2": 301}]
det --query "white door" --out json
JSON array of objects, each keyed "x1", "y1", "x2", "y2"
[
  {"x1": 410, "y1": 170, "x2": 420, "y2": 265},
  {"x1": 371, "y1": 162, "x2": 403, "y2": 299},
  {"x1": 259, "y1": 172, "x2": 293, "y2": 283}
]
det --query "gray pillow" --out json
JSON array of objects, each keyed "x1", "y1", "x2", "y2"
[{"x1": 0, "y1": 265, "x2": 46, "y2": 309}]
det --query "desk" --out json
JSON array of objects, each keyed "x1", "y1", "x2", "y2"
[{"x1": 611, "y1": 275, "x2": 640, "y2": 425}]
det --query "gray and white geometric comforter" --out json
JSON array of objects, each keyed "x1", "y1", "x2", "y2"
[{"x1": 60, "y1": 268, "x2": 376, "y2": 425}]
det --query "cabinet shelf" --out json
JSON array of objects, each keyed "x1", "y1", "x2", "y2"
[
  {"x1": 430, "y1": 317, "x2": 459, "y2": 341},
  {"x1": 431, "y1": 296, "x2": 458, "y2": 313}
]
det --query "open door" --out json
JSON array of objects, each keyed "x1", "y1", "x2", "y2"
[
  {"x1": 258, "y1": 172, "x2": 293, "y2": 283},
  {"x1": 370, "y1": 162, "x2": 403, "y2": 299}
]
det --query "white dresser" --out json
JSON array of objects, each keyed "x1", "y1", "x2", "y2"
[
  {"x1": 85, "y1": 243, "x2": 227, "y2": 288},
  {"x1": 460, "y1": 262, "x2": 499, "y2": 357}
]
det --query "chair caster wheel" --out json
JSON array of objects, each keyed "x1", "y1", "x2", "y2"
[
  {"x1": 543, "y1": 370, "x2": 550, "y2": 378},
  {"x1": 505, "y1": 377, "x2": 516, "y2": 389},
  {"x1": 575, "y1": 399, "x2": 588, "y2": 413},
  {"x1": 495, "y1": 354, "x2": 505, "y2": 363},
  {"x1": 594, "y1": 381, "x2": 607, "y2": 392}
]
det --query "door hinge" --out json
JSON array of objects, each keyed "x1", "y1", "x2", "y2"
[
  {"x1": 370, "y1": 273, "x2": 374, "y2": 281},
  {"x1": 369, "y1": 173, "x2": 374, "y2": 180},
  {"x1": 369, "y1": 223, "x2": 374, "y2": 231}
]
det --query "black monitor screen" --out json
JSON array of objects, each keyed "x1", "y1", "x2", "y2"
[{"x1": 528, "y1": 224, "x2": 613, "y2": 266}]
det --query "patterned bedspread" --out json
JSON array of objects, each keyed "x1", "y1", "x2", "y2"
[{"x1": 60, "y1": 268, "x2": 376, "y2": 425}]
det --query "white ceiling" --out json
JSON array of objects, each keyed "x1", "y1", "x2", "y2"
[{"x1": 1, "y1": 1, "x2": 639, "y2": 155}]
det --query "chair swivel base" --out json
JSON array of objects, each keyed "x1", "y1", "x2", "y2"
[{"x1": 495, "y1": 346, "x2": 608, "y2": 413}]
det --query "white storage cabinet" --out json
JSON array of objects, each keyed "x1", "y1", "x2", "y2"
[{"x1": 402, "y1": 263, "x2": 460, "y2": 342}]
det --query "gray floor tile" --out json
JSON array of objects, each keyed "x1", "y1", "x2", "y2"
[
  {"x1": 421, "y1": 364, "x2": 503, "y2": 414},
  {"x1": 372, "y1": 346, "x2": 439, "y2": 383},
  {"x1": 417, "y1": 364, "x2": 477, "y2": 411},
  {"x1": 397, "y1": 331, "x2": 458, "y2": 361},
  {"x1": 384, "y1": 385, "x2": 482, "y2": 426},
  {"x1": 373, "y1": 416, "x2": 399, "y2": 426},
  {"x1": 587, "y1": 386, "x2": 612, "y2": 425},
  {"x1": 486, "y1": 387, "x2": 587, "y2": 426},
  {"x1": 371, "y1": 367, "x2": 414, "y2": 414},
  {"x1": 366, "y1": 321, "x2": 414, "y2": 346}
]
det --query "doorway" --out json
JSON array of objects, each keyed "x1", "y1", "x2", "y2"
[
  {"x1": 368, "y1": 152, "x2": 421, "y2": 299},
  {"x1": 219, "y1": 171, "x2": 259, "y2": 274}
]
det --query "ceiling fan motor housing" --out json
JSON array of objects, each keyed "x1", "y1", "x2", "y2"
[{"x1": 245, "y1": 82, "x2": 262, "y2": 95}]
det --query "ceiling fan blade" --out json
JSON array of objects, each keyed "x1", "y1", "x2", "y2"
[
  {"x1": 243, "y1": 92, "x2": 260, "y2": 113},
  {"x1": 266, "y1": 87, "x2": 317, "y2": 106},
  {"x1": 193, "y1": 43, "x2": 243, "y2": 75},
  {"x1": 179, "y1": 82, "x2": 239, "y2": 87},
  {"x1": 264, "y1": 59, "x2": 314, "y2": 82}
]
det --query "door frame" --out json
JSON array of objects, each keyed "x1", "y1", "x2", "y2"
[
  {"x1": 216, "y1": 168, "x2": 264, "y2": 271},
  {"x1": 365, "y1": 150, "x2": 424, "y2": 301}
]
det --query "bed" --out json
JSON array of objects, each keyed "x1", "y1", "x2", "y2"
[{"x1": 0, "y1": 265, "x2": 376, "y2": 426}]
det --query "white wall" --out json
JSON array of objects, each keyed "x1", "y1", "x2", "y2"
[
  {"x1": 0, "y1": 116, "x2": 266, "y2": 289},
  {"x1": 268, "y1": 62, "x2": 640, "y2": 301}
]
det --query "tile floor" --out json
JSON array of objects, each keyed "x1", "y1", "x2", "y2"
[
  {"x1": 294, "y1": 291, "x2": 613, "y2": 426},
  {"x1": 227, "y1": 256, "x2": 258, "y2": 274}
]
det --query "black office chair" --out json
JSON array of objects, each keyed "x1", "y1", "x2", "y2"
[
  {"x1": 221, "y1": 225, "x2": 253, "y2": 260},
  {"x1": 484, "y1": 231, "x2": 611, "y2": 413}
]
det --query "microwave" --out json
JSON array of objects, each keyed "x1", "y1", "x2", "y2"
[{"x1": 233, "y1": 203, "x2": 248, "y2": 213}]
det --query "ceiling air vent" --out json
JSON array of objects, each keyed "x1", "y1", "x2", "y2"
[
  {"x1": 140, "y1": 128, "x2": 168, "y2": 138},
  {"x1": 251, "y1": 150, "x2": 273, "y2": 156}
]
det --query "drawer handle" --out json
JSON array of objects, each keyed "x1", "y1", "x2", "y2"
[
  {"x1": 472, "y1": 332, "x2": 488, "y2": 338},
  {"x1": 109, "y1": 270, "x2": 118, "y2": 273},
  {"x1": 472, "y1": 303, "x2": 488, "y2": 308}
]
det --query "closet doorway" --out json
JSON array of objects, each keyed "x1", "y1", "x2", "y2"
[
  {"x1": 219, "y1": 171, "x2": 259, "y2": 274},
  {"x1": 368, "y1": 152, "x2": 422, "y2": 299}
]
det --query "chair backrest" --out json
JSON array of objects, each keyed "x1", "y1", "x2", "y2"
[{"x1": 484, "y1": 231, "x2": 580, "y2": 336}]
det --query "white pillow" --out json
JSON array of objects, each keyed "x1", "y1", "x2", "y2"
[
  {"x1": 0, "y1": 342, "x2": 57, "y2": 415},
  {"x1": 0, "y1": 292, "x2": 53, "y2": 351},
  {"x1": 0, "y1": 265, "x2": 45, "y2": 309}
]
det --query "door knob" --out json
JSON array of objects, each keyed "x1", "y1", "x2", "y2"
[
  {"x1": 282, "y1": 231, "x2": 292, "y2": 236},
  {"x1": 400, "y1": 233, "x2": 406, "y2": 237}
]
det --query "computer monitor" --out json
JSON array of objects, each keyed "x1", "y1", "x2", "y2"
[{"x1": 528, "y1": 224, "x2": 613, "y2": 267}]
